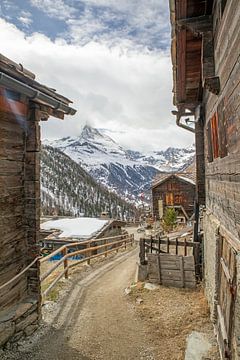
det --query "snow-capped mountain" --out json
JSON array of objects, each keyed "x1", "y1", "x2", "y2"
[
  {"x1": 44, "y1": 125, "x2": 195, "y2": 200},
  {"x1": 41, "y1": 145, "x2": 136, "y2": 219}
]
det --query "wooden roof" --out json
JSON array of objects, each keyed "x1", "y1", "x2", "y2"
[
  {"x1": 0, "y1": 53, "x2": 76, "y2": 118},
  {"x1": 169, "y1": 0, "x2": 212, "y2": 113},
  {"x1": 152, "y1": 173, "x2": 196, "y2": 189}
]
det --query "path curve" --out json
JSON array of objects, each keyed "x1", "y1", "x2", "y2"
[{"x1": 12, "y1": 249, "x2": 155, "y2": 360}]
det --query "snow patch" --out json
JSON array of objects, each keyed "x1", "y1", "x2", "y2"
[{"x1": 41, "y1": 217, "x2": 108, "y2": 239}]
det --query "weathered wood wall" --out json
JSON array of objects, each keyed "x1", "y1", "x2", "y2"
[
  {"x1": 0, "y1": 93, "x2": 41, "y2": 346},
  {"x1": 204, "y1": 0, "x2": 240, "y2": 240},
  {"x1": 152, "y1": 176, "x2": 195, "y2": 220},
  {"x1": 147, "y1": 253, "x2": 196, "y2": 288},
  {"x1": 202, "y1": 1, "x2": 240, "y2": 357}
]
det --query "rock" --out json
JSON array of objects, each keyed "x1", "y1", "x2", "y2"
[
  {"x1": 136, "y1": 297, "x2": 143, "y2": 305},
  {"x1": 185, "y1": 331, "x2": 212, "y2": 360},
  {"x1": 124, "y1": 287, "x2": 132, "y2": 295},
  {"x1": 0, "y1": 321, "x2": 15, "y2": 346},
  {"x1": 144, "y1": 283, "x2": 160, "y2": 291},
  {"x1": 11, "y1": 331, "x2": 24, "y2": 343},
  {"x1": 24, "y1": 324, "x2": 38, "y2": 337},
  {"x1": 14, "y1": 303, "x2": 34, "y2": 320},
  {"x1": 15, "y1": 312, "x2": 38, "y2": 332}
]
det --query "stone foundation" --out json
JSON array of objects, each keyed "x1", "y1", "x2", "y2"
[
  {"x1": 0, "y1": 298, "x2": 40, "y2": 347},
  {"x1": 203, "y1": 211, "x2": 220, "y2": 322}
]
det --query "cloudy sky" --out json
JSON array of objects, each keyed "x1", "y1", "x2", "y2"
[{"x1": 0, "y1": 0, "x2": 194, "y2": 151}]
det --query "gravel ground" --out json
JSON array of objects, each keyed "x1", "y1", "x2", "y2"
[
  {"x1": 1, "y1": 248, "x2": 156, "y2": 360},
  {"x1": 1, "y1": 245, "x2": 220, "y2": 360}
]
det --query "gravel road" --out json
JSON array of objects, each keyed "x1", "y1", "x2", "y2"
[{"x1": 5, "y1": 248, "x2": 155, "y2": 360}]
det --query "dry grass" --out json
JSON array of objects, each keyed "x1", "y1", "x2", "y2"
[{"x1": 128, "y1": 283, "x2": 220, "y2": 360}]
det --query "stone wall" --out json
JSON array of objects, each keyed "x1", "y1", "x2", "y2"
[{"x1": 203, "y1": 210, "x2": 220, "y2": 322}]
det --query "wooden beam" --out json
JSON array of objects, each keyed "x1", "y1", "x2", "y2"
[{"x1": 177, "y1": 15, "x2": 212, "y2": 35}]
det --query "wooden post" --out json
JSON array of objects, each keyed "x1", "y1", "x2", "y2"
[
  {"x1": 139, "y1": 238, "x2": 146, "y2": 265},
  {"x1": 87, "y1": 243, "x2": 91, "y2": 264},
  {"x1": 131, "y1": 233, "x2": 134, "y2": 246},
  {"x1": 194, "y1": 242, "x2": 200, "y2": 278},
  {"x1": 180, "y1": 256, "x2": 184, "y2": 288},
  {"x1": 104, "y1": 239, "x2": 108, "y2": 257},
  {"x1": 124, "y1": 237, "x2": 127, "y2": 250},
  {"x1": 158, "y1": 255, "x2": 162, "y2": 285},
  {"x1": 184, "y1": 238, "x2": 187, "y2": 256},
  {"x1": 158, "y1": 236, "x2": 161, "y2": 254},
  {"x1": 166, "y1": 237, "x2": 170, "y2": 253},
  {"x1": 150, "y1": 236, "x2": 153, "y2": 254},
  {"x1": 62, "y1": 247, "x2": 68, "y2": 279},
  {"x1": 176, "y1": 238, "x2": 178, "y2": 255}
]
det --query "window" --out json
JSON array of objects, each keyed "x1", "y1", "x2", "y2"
[
  {"x1": 217, "y1": 100, "x2": 228, "y2": 158},
  {"x1": 175, "y1": 194, "x2": 183, "y2": 204},
  {"x1": 166, "y1": 192, "x2": 174, "y2": 206},
  {"x1": 211, "y1": 113, "x2": 219, "y2": 159},
  {"x1": 207, "y1": 123, "x2": 213, "y2": 162}
]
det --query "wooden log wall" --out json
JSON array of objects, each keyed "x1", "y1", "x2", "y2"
[
  {"x1": 0, "y1": 106, "x2": 28, "y2": 310},
  {"x1": 204, "y1": 0, "x2": 240, "y2": 240},
  {"x1": 0, "y1": 96, "x2": 41, "y2": 346}
]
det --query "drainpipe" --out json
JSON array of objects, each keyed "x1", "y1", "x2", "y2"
[
  {"x1": 172, "y1": 110, "x2": 195, "y2": 133},
  {"x1": 0, "y1": 72, "x2": 76, "y2": 115}
]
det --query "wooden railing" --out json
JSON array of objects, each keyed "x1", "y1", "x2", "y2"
[{"x1": 40, "y1": 233, "x2": 134, "y2": 299}]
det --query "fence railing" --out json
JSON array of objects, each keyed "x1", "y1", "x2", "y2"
[{"x1": 40, "y1": 233, "x2": 134, "y2": 299}]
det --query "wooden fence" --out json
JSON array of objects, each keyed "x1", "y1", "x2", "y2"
[
  {"x1": 40, "y1": 233, "x2": 134, "y2": 299},
  {"x1": 139, "y1": 235, "x2": 201, "y2": 288}
]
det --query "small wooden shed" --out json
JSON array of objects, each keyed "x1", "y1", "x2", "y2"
[
  {"x1": 0, "y1": 53, "x2": 76, "y2": 346},
  {"x1": 152, "y1": 174, "x2": 195, "y2": 223}
]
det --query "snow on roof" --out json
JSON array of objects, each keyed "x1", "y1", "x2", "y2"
[
  {"x1": 41, "y1": 217, "x2": 109, "y2": 239},
  {"x1": 152, "y1": 173, "x2": 195, "y2": 188},
  {"x1": 178, "y1": 176, "x2": 195, "y2": 185}
]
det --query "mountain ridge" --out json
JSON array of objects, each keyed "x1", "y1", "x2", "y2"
[{"x1": 44, "y1": 125, "x2": 195, "y2": 200}]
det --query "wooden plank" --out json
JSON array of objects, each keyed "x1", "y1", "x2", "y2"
[
  {"x1": 161, "y1": 279, "x2": 196, "y2": 289},
  {"x1": 147, "y1": 254, "x2": 159, "y2": 283},
  {"x1": 180, "y1": 256, "x2": 184, "y2": 287},
  {"x1": 220, "y1": 257, "x2": 232, "y2": 284},
  {"x1": 158, "y1": 254, "x2": 162, "y2": 284},
  {"x1": 160, "y1": 269, "x2": 195, "y2": 282}
]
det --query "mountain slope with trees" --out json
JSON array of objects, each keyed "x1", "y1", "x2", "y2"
[{"x1": 41, "y1": 145, "x2": 136, "y2": 219}]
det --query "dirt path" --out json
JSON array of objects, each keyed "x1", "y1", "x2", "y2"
[{"x1": 7, "y1": 249, "x2": 155, "y2": 360}]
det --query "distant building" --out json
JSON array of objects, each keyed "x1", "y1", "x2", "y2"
[
  {"x1": 152, "y1": 174, "x2": 195, "y2": 223},
  {"x1": 40, "y1": 217, "x2": 125, "y2": 252}
]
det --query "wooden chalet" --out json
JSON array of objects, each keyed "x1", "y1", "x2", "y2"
[
  {"x1": 169, "y1": 0, "x2": 240, "y2": 357},
  {"x1": 0, "y1": 54, "x2": 76, "y2": 346},
  {"x1": 152, "y1": 173, "x2": 195, "y2": 223}
]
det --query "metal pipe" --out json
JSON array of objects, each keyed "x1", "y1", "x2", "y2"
[
  {"x1": 0, "y1": 72, "x2": 76, "y2": 115},
  {"x1": 176, "y1": 114, "x2": 195, "y2": 133}
]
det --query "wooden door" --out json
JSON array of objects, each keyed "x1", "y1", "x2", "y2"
[
  {"x1": 166, "y1": 192, "x2": 174, "y2": 206},
  {"x1": 217, "y1": 236, "x2": 236, "y2": 359}
]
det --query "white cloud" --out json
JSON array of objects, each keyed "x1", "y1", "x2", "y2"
[
  {"x1": 0, "y1": 18, "x2": 194, "y2": 151},
  {"x1": 18, "y1": 11, "x2": 32, "y2": 26},
  {"x1": 30, "y1": 0, "x2": 76, "y2": 20}
]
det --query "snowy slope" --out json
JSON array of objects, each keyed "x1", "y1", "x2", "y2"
[
  {"x1": 41, "y1": 145, "x2": 136, "y2": 218},
  {"x1": 44, "y1": 125, "x2": 195, "y2": 200}
]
